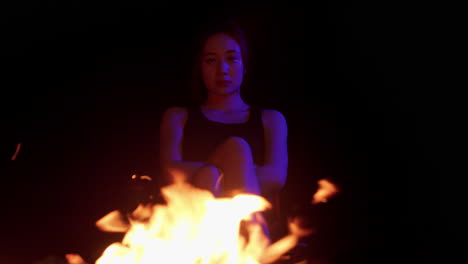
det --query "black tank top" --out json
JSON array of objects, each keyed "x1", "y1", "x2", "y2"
[{"x1": 182, "y1": 106, "x2": 265, "y2": 166}]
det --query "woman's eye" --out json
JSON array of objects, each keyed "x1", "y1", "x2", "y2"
[
  {"x1": 228, "y1": 57, "x2": 240, "y2": 61},
  {"x1": 205, "y1": 58, "x2": 216, "y2": 63}
]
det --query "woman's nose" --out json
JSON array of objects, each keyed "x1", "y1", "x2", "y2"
[{"x1": 217, "y1": 60, "x2": 229, "y2": 75}]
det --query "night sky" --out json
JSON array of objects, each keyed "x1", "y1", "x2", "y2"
[{"x1": 1, "y1": 1, "x2": 464, "y2": 264}]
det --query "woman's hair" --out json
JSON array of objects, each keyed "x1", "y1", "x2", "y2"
[{"x1": 188, "y1": 19, "x2": 252, "y2": 105}]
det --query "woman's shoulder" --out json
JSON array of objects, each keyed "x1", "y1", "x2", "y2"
[
  {"x1": 248, "y1": 104, "x2": 285, "y2": 119},
  {"x1": 259, "y1": 109, "x2": 287, "y2": 130},
  {"x1": 163, "y1": 106, "x2": 188, "y2": 114},
  {"x1": 260, "y1": 109, "x2": 286, "y2": 121},
  {"x1": 161, "y1": 106, "x2": 189, "y2": 123}
]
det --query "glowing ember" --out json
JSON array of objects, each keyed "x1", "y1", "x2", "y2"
[{"x1": 131, "y1": 175, "x2": 152, "y2": 181}]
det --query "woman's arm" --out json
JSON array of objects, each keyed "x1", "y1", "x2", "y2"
[
  {"x1": 159, "y1": 107, "x2": 205, "y2": 183},
  {"x1": 256, "y1": 109, "x2": 288, "y2": 194}
]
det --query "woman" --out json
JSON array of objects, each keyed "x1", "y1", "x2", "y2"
[{"x1": 159, "y1": 20, "x2": 288, "y2": 203}]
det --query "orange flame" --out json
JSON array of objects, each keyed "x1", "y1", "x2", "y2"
[
  {"x1": 65, "y1": 253, "x2": 88, "y2": 264},
  {"x1": 90, "y1": 182, "x2": 311, "y2": 264},
  {"x1": 311, "y1": 178, "x2": 340, "y2": 204}
]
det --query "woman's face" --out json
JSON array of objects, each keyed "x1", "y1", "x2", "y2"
[{"x1": 201, "y1": 33, "x2": 244, "y2": 96}]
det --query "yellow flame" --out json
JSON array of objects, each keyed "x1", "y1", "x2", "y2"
[{"x1": 93, "y1": 182, "x2": 310, "y2": 264}]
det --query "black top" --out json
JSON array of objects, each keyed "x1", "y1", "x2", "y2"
[{"x1": 182, "y1": 106, "x2": 265, "y2": 166}]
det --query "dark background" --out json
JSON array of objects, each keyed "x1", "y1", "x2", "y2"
[{"x1": 0, "y1": 1, "x2": 464, "y2": 264}]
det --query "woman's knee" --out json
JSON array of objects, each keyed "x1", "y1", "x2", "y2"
[
  {"x1": 193, "y1": 165, "x2": 222, "y2": 191},
  {"x1": 223, "y1": 136, "x2": 252, "y2": 156},
  {"x1": 195, "y1": 165, "x2": 220, "y2": 181}
]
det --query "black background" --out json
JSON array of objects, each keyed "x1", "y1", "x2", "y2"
[{"x1": 0, "y1": 1, "x2": 464, "y2": 264}]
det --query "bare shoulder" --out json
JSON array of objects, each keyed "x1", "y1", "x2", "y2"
[
  {"x1": 261, "y1": 109, "x2": 287, "y2": 128},
  {"x1": 163, "y1": 106, "x2": 188, "y2": 116},
  {"x1": 161, "y1": 106, "x2": 188, "y2": 123}
]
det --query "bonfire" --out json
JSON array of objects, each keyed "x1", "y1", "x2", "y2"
[{"x1": 63, "y1": 177, "x2": 338, "y2": 264}]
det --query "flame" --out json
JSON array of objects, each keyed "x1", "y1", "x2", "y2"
[
  {"x1": 311, "y1": 178, "x2": 339, "y2": 204},
  {"x1": 140, "y1": 176, "x2": 152, "y2": 181},
  {"x1": 92, "y1": 182, "x2": 308, "y2": 264},
  {"x1": 65, "y1": 253, "x2": 88, "y2": 264}
]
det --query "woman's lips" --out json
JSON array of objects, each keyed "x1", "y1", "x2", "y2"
[{"x1": 216, "y1": 80, "x2": 232, "y2": 86}]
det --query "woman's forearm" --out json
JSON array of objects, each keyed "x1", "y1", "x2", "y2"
[{"x1": 255, "y1": 165, "x2": 288, "y2": 194}]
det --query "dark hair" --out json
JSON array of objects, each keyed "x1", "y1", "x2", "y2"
[{"x1": 188, "y1": 19, "x2": 252, "y2": 105}]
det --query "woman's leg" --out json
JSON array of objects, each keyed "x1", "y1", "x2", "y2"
[
  {"x1": 192, "y1": 165, "x2": 222, "y2": 197},
  {"x1": 193, "y1": 136, "x2": 270, "y2": 238},
  {"x1": 207, "y1": 136, "x2": 261, "y2": 197}
]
